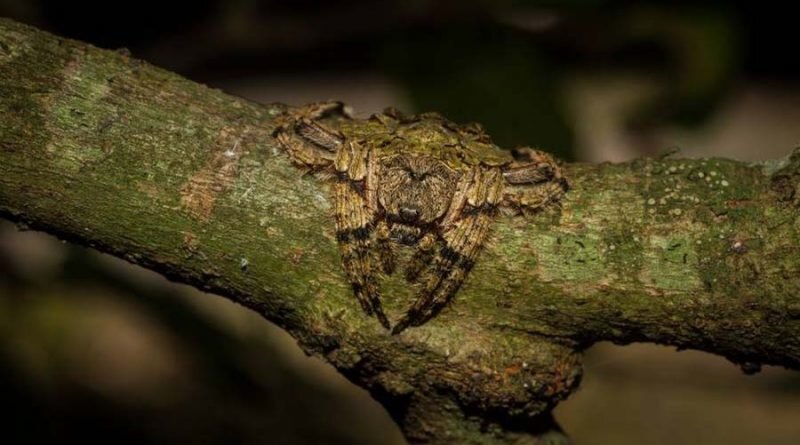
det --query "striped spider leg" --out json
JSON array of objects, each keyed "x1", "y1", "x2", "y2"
[
  {"x1": 392, "y1": 167, "x2": 504, "y2": 334},
  {"x1": 273, "y1": 102, "x2": 390, "y2": 329},
  {"x1": 272, "y1": 101, "x2": 348, "y2": 170},
  {"x1": 391, "y1": 149, "x2": 568, "y2": 334},
  {"x1": 501, "y1": 147, "x2": 570, "y2": 215},
  {"x1": 333, "y1": 142, "x2": 391, "y2": 329}
]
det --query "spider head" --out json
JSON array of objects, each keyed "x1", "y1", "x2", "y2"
[{"x1": 379, "y1": 155, "x2": 456, "y2": 236}]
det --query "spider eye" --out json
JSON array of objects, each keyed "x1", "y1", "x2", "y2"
[{"x1": 404, "y1": 168, "x2": 425, "y2": 180}]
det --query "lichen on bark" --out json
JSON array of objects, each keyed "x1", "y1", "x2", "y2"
[{"x1": 1, "y1": 18, "x2": 799, "y2": 444}]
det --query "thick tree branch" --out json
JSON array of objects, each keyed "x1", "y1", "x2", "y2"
[{"x1": 1, "y1": 18, "x2": 799, "y2": 444}]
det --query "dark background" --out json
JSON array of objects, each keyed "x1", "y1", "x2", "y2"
[{"x1": 1, "y1": 1, "x2": 799, "y2": 444}]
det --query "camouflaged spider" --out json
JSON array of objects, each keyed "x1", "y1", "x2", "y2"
[{"x1": 273, "y1": 102, "x2": 569, "y2": 334}]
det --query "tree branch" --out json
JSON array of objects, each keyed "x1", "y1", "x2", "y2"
[{"x1": 1, "y1": 18, "x2": 799, "y2": 444}]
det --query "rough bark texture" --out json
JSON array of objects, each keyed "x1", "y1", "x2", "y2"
[{"x1": 1, "y1": 18, "x2": 799, "y2": 444}]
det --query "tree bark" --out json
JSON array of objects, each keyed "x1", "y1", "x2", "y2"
[{"x1": 1, "y1": 18, "x2": 799, "y2": 444}]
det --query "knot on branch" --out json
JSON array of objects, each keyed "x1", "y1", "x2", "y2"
[{"x1": 323, "y1": 330, "x2": 582, "y2": 443}]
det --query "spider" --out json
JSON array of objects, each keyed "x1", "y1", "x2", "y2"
[{"x1": 273, "y1": 102, "x2": 569, "y2": 334}]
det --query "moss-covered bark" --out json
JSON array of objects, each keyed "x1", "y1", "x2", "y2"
[{"x1": 1, "y1": 18, "x2": 799, "y2": 444}]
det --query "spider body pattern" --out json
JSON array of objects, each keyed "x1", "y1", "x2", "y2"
[{"x1": 273, "y1": 102, "x2": 569, "y2": 334}]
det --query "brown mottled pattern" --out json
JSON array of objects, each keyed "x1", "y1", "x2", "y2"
[
  {"x1": 180, "y1": 126, "x2": 246, "y2": 221},
  {"x1": 273, "y1": 102, "x2": 569, "y2": 333}
]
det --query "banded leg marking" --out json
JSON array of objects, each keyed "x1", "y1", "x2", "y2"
[{"x1": 334, "y1": 180, "x2": 390, "y2": 329}]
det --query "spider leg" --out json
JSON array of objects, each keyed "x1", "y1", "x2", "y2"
[
  {"x1": 272, "y1": 101, "x2": 349, "y2": 170},
  {"x1": 297, "y1": 101, "x2": 350, "y2": 120},
  {"x1": 275, "y1": 131, "x2": 336, "y2": 170},
  {"x1": 334, "y1": 142, "x2": 390, "y2": 329},
  {"x1": 392, "y1": 209, "x2": 493, "y2": 334},
  {"x1": 295, "y1": 118, "x2": 345, "y2": 152},
  {"x1": 375, "y1": 220, "x2": 396, "y2": 275},
  {"x1": 503, "y1": 147, "x2": 559, "y2": 184},
  {"x1": 392, "y1": 168, "x2": 503, "y2": 334},
  {"x1": 501, "y1": 147, "x2": 569, "y2": 214},
  {"x1": 404, "y1": 232, "x2": 436, "y2": 282}
]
